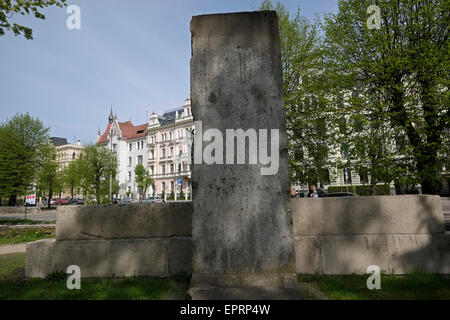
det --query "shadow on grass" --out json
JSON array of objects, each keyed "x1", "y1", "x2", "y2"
[{"x1": 298, "y1": 271, "x2": 450, "y2": 300}]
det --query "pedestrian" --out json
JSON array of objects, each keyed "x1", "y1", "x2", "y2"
[{"x1": 307, "y1": 184, "x2": 324, "y2": 198}]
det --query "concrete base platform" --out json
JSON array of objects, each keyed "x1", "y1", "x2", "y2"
[
  {"x1": 188, "y1": 273, "x2": 310, "y2": 300},
  {"x1": 26, "y1": 237, "x2": 192, "y2": 278},
  {"x1": 295, "y1": 234, "x2": 450, "y2": 274}
]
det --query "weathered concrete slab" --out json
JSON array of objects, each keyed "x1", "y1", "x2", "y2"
[
  {"x1": 168, "y1": 237, "x2": 192, "y2": 275},
  {"x1": 295, "y1": 234, "x2": 450, "y2": 274},
  {"x1": 190, "y1": 11, "x2": 294, "y2": 274},
  {"x1": 293, "y1": 195, "x2": 445, "y2": 236},
  {"x1": 26, "y1": 237, "x2": 192, "y2": 278},
  {"x1": 56, "y1": 203, "x2": 192, "y2": 240}
]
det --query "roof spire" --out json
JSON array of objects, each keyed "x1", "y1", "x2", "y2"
[{"x1": 108, "y1": 105, "x2": 114, "y2": 123}]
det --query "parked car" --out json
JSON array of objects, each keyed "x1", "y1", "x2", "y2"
[
  {"x1": 54, "y1": 198, "x2": 69, "y2": 205},
  {"x1": 121, "y1": 197, "x2": 137, "y2": 204},
  {"x1": 142, "y1": 197, "x2": 162, "y2": 204},
  {"x1": 69, "y1": 198, "x2": 85, "y2": 205}
]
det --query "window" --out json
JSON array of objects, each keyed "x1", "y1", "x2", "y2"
[
  {"x1": 137, "y1": 141, "x2": 140, "y2": 150},
  {"x1": 128, "y1": 171, "x2": 132, "y2": 182},
  {"x1": 137, "y1": 155, "x2": 143, "y2": 166},
  {"x1": 170, "y1": 181, "x2": 174, "y2": 191},
  {"x1": 150, "y1": 166, "x2": 154, "y2": 175},
  {"x1": 72, "y1": 152, "x2": 76, "y2": 160},
  {"x1": 169, "y1": 132, "x2": 173, "y2": 140},
  {"x1": 161, "y1": 165, "x2": 165, "y2": 174},
  {"x1": 162, "y1": 182, "x2": 166, "y2": 193},
  {"x1": 128, "y1": 157, "x2": 132, "y2": 167},
  {"x1": 161, "y1": 148, "x2": 166, "y2": 158},
  {"x1": 150, "y1": 149, "x2": 154, "y2": 159},
  {"x1": 129, "y1": 143, "x2": 132, "y2": 151},
  {"x1": 170, "y1": 164, "x2": 174, "y2": 173},
  {"x1": 141, "y1": 141, "x2": 144, "y2": 149},
  {"x1": 170, "y1": 147, "x2": 173, "y2": 157}
]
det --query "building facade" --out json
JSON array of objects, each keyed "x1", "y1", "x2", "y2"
[
  {"x1": 97, "y1": 111, "x2": 148, "y2": 199},
  {"x1": 97, "y1": 99, "x2": 194, "y2": 200},
  {"x1": 147, "y1": 98, "x2": 194, "y2": 200},
  {"x1": 50, "y1": 137, "x2": 84, "y2": 197}
]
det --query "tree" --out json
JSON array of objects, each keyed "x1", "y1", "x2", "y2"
[
  {"x1": 0, "y1": 113, "x2": 49, "y2": 206},
  {"x1": 0, "y1": 0, "x2": 67, "y2": 39},
  {"x1": 134, "y1": 164, "x2": 153, "y2": 199},
  {"x1": 259, "y1": 0, "x2": 329, "y2": 187},
  {"x1": 36, "y1": 142, "x2": 60, "y2": 208},
  {"x1": 62, "y1": 160, "x2": 81, "y2": 198},
  {"x1": 323, "y1": 0, "x2": 449, "y2": 194},
  {"x1": 77, "y1": 144, "x2": 117, "y2": 204}
]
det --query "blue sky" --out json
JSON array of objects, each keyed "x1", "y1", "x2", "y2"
[{"x1": 0, "y1": 0, "x2": 338, "y2": 143}]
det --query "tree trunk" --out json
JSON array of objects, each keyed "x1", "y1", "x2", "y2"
[
  {"x1": 48, "y1": 179, "x2": 53, "y2": 209},
  {"x1": 8, "y1": 194, "x2": 17, "y2": 206}
]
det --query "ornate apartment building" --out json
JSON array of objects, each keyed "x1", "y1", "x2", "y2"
[{"x1": 97, "y1": 99, "x2": 194, "y2": 200}]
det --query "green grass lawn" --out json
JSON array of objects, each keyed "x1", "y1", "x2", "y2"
[
  {"x1": 0, "y1": 228, "x2": 55, "y2": 245},
  {"x1": 2, "y1": 252, "x2": 449, "y2": 300},
  {"x1": 0, "y1": 253, "x2": 190, "y2": 300},
  {"x1": 298, "y1": 273, "x2": 450, "y2": 300}
]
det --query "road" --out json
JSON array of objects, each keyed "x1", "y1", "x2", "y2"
[{"x1": 0, "y1": 210, "x2": 56, "y2": 222}]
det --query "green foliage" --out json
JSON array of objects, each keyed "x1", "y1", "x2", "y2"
[
  {"x1": 75, "y1": 144, "x2": 118, "y2": 204},
  {"x1": 0, "y1": 0, "x2": 67, "y2": 39},
  {"x1": 259, "y1": 1, "x2": 328, "y2": 187},
  {"x1": 62, "y1": 160, "x2": 81, "y2": 198},
  {"x1": 167, "y1": 190, "x2": 175, "y2": 201},
  {"x1": 36, "y1": 142, "x2": 61, "y2": 208},
  {"x1": 0, "y1": 227, "x2": 54, "y2": 245},
  {"x1": 179, "y1": 190, "x2": 185, "y2": 200},
  {"x1": 134, "y1": 164, "x2": 153, "y2": 198},
  {"x1": 0, "y1": 113, "x2": 50, "y2": 205},
  {"x1": 323, "y1": 0, "x2": 449, "y2": 194}
]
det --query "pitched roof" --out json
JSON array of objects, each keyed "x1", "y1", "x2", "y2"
[
  {"x1": 50, "y1": 137, "x2": 68, "y2": 146},
  {"x1": 158, "y1": 108, "x2": 184, "y2": 126},
  {"x1": 97, "y1": 121, "x2": 148, "y2": 145}
]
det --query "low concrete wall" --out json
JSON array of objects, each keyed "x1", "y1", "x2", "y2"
[
  {"x1": 26, "y1": 203, "x2": 192, "y2": 278},
  {"x1": 293, "y1": 195, "x2": 450, "y2": 274},
  {"x1": 293, "y1": 195, "x2": 444, "y2": 235},
  {"x1": 56, "y1": 203, "x2": 191, "y2": 240},
  {"x1": 0, "y1": 207, "x2": 40, "y2": 214},
  {"x1": 26, "y1": 237, "x2": 191, "y2": 278},
  {"x1": 27, "y1": 195, "x2": 450, "y2": 277}
]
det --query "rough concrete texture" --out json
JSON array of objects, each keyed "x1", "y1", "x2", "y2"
[
  {"x1": 56, "y1": 202, "x2": 192, "y2": 240},
  {"x1": 294, "y1": 234, "x2": 450, "y2": 274},
  {"x1": 26, "y1": 237, "x2": 192, "y2": 278},
  {"x1": 190, "y1": 11, "x2": 294, "y2": 274},
  {"x1": 293, "y1": 195, "x2": 445, "y2": 236}
]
